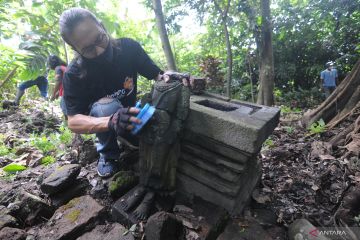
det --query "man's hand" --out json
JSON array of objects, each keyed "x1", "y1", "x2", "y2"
[
  {"x1": 50, "y1": 92, "x2": 59, "y2": 101},
  {"x1": 159, "y1": 71, "x2": 193, "y2": 87},
  {"x1": 108, "y1": 107, "x2": 141, "y2": 136}
]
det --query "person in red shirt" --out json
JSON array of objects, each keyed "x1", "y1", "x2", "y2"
[{"x1": 48, "y1": 55, "x2": 68, "y2": 115}]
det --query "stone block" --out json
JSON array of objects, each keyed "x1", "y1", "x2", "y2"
[
  {"x1": 0, "y1": 227, "x2": 26, "y2": 240},
  {"x1": 0, "y1": 205, "x2": 17, "y2": 230},
  {"x1": 40, "y1": 164, "x2": 81, "y2": 195},
  {"x1": 37, "y1": 195, "x2": 104, "y2": 240},
  {"x1": 184, "y1": 94, "x2": 280, "y2": 153},
  {"x1": 178, "y1": 93, "x2": 279, "y2": 214},
  {"x1": 77, "y1": 223, "x2": 134, "y2": 240},
  {"x1": 145, "y1": 212, "x2": 184, "y2": 240}
]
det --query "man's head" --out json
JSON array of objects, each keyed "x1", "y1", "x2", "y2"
[
  {"x1": 326, "y1": 61, "x2": 334, "y2": 70},
  {"x1": 48, "y1": 55, "x2": 66, "y2": 70},
  {"x1": 59, "y1": 8, "x2": 110, "y2": 59}
]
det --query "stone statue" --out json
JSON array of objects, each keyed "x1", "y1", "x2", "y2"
[{"x1": 119, "y1": 72, "x2": 190, "y2": 221}]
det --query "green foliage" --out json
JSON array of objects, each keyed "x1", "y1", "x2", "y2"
[
  {"x1": 263, "y1": 138, "x2": 275, "y2": 148},
  {"x1": 1, "y1": 0, "x2": 360, "y2": 107},
  {"x1": 0, "y1": 145, "x2": 9, "y2": 157},
  {"x1": 276, "y1": 87, "x2": 323, "y2": 108},
  {"x1": 58, "y1": 125, "x2": 73, "y2": 145},
  {"x1": 29, "y1": 134, "x2": 56, "y2": 154},
  {"x1": 284, "y1": 126, "x2": 295, "y2": 134},
  {"x1": 308, "y1": 119, "x2": 326, "y2": 134},
  {"x1": 41, "y1": 156, "x2": 56, "y2": 166},
  {"x1": 81, "y1": 133, "x2": 96, "y2": 142},
  {"x1": 2, "y1": 163, "x2": 27, "y2": 173}
]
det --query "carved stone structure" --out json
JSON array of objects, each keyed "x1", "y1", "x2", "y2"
[
  {"x1": 113, "y1": 77, "x2": 190, "y2": 221},
  {"x1": 177, "y1": 92, "x2": 280, "y2": 214}
]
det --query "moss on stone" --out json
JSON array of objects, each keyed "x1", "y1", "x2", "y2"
[
  {"x1": 61, "y1": 197, "x2": 80, "y2": 211},
  {"x1": 65, "y1": 209, "x2": 81, "y2": 222},
  {"x1": 108, "y1": 171, "x2": 137, "y2": 195}
]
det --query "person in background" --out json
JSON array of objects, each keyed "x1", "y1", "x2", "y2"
[
  {"x1": 59, "y1": 8, "x2": 163, "y2": 177},
  {"x1": 320, "y1": 61, "x2": 338, "y2": 98},
  {"x1": 48, "y1": 55, "x2": 68, "y2": 116},
  {"x1": 8, "y1": 74, "x2": 48, "y2": 107}
]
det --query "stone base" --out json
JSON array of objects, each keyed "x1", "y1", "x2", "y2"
[{"x1": 111, "y1": 187, "x2": 146, "y2": 226}]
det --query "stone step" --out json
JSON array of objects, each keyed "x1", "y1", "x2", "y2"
[
  {"x1": 177, "y1": 173, "x2": 235, "y2": 212},
  {"x1": 180, "y1": 152, "x2": 241, "y2": 183},
  {"x1": 181, "y1": 143, "x2": 246, "y2": 173},
  {"x1": 178, "y1": 158, "x2": 243, "y2": 197},
  {"x1": 182, "y1": 131, "x2": 251, "y2": 164}
]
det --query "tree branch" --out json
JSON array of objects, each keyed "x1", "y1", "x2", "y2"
[{"x1": 0, "y1": 67, "x2": 18, "y2": 89}]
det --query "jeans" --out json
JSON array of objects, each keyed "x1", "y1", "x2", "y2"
[
  {"x1": 60, "y1": 97, "x2": 67, "y2": 116},
  {"x1": 89, "y1": 97, "x2": 138, "y2": 160},
  {"x1": 324, "y1": 86, "x2": 336, "y2": 98},
  {"x1": 18, "y1": 76, "x2": 48, "y2": 98}
]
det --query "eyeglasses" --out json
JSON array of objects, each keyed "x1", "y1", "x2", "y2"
[{"x1": 79, "y1": 32, "x2": 109, "y2": 58}]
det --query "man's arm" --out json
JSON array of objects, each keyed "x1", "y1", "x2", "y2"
[
  {"x1": 50, "y1": 69, "x2": 62, "y2": 101},
  {"x1": 68, "y1": 114, "x2": 110, "y2": 134},
  {"x1": 320, "y1": 71, "x2": 324, "y2": 89},
  {"x1": 67, "y1": 107, "x2": 141, "y2": 134},
  {"x1": 50, "y1": 79, "x2": 61, "y2": 101}
]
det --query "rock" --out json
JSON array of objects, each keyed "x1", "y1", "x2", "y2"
[
  {"x1": 112, "y1": 187, "x2": 143, "y2": 226},
  {"x1": 248, "y1": 208, "x2": 278, "y2": 227},
  {"x1": 0, "y1": 183, "x2": 18, "y2": 206},
  {"x1": 78, "y1": 140, "x2": 98, "y2": 166},
  {"x1": 145, "y1": 212, "x2": 184, "y2": 240},
  {"x1": 50, "y1": 178, "x2": 90, "y2": 208},
  {"x1": 37, "y1": 195, "x2": 104, "y2": 240},
  {"x1": 0, "y1": 205, "x2": 17, "y2": 230},
  {"x1": 8, "y1": 191, "x2": 53, "y2": 226},
  {"x1": 288, "y1": 219, "x2": 328, "y2": 240},
  {"x1": 174, "y1": 198, "x2": 228, "y2": 240},
  {"x1": 40, "y1": 164, "x2": 81, "y2": 195},
  {"x1": 0, "y1": 227, "x2": 27, "y2": 240},
  {"x1": 108, "y1": 171, "x2": 138, "y2": 197},
  {"x1": 217, "y1": 219, "x2": 272, "y2": 240},
  {"x1": 77, "y1": 223, "x2": 134, "y2": 240}
]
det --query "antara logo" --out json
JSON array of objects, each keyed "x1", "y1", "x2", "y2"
[
  {"x1": 309, "y1": 228, "x2": 318, "y2": 237},
  {"x1": 308, "y1": 227, "x2": 347, "y2": 238}
]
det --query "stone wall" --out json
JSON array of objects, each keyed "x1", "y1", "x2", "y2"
[{"x1": 177, "y1": 93, "x2": 280, "y2": 214}]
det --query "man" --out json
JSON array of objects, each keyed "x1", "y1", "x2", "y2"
[
  {"x1": 7, "y1": 75, "x2": 48, "y2": 107},
  {"x1": 320, "y1": 61, "x2": 338, "y2": 98},
  {"x1": 3, "y1": 55, "x2": 66, "y2": 109},
  {"x1": 59, "y1": 8, "x2": 163, "y2": 177},
  {"x1": 48, "y1": 55, "x2": 68, "y2": 116}
]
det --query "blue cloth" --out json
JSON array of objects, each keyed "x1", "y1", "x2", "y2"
[
  {"x1": 321, "y1": 69, "x2": 338, "y2": 87},
  {"x1": 89, "y1": 97, "x2": 138, "y2": 160},
  {"x1": 18, "y1": 76, "x2": 48, "y2": 97}
]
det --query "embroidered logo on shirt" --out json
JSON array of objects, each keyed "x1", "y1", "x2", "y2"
[{"x1": 107, "y1": 76, "x2": 135, "y2": 100}]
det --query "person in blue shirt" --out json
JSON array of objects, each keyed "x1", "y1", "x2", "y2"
[{"x1": 320, "y1": 61, "x2": 338, "y2": 98}]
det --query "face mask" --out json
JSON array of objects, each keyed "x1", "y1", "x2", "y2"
[{"x1": 85, "y1": 41, "x2": 113, "y2": 64}]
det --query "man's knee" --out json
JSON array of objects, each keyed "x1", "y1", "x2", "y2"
[
  {"x1": 90, "y1": 97, "x2": 122, "y2": 117},
  {"x1": 18, "y1": 80, "x2": 34, "y2": 91}
]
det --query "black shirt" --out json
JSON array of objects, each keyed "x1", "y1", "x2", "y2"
[{"x1": 63, "y1": 38, "x2": 162, "y2": 116}]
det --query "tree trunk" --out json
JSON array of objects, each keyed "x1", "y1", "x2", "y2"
[
  {"x1": 152, "y1": 0, "x2": 177, "y2": 71},
  {"x1": 302, "y1": 59, "x2": 360, "y2": 128},
  {"x1": 0, "y1": 67, "x2": 18, "y2": 88},
  {"x1": 223, "y1": 18, "x2": 233, "y2": 98},
  {"x1": 257, "y1": 0, "x2": 274, "y2": 106},
  {"x1": 213, "y1": 0, "x2": 232, "y2": 98}
]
